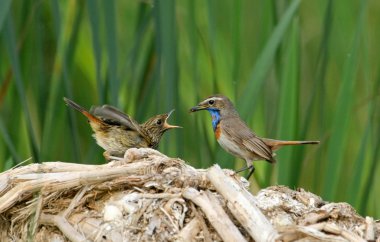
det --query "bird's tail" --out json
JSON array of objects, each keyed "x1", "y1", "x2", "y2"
[
  {"x1": 63, "y1": 97, "x2": 103, "y2": 124},
  {"x1": 262, "y1": 138, "x2": 320, "y2": 151}
]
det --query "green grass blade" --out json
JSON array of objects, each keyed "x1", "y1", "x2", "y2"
[
  {"x1": 87, "y1": 0, "x2": 104, "y2": 103},
  {"x1": 347, "y1": 21, "x2": 375, "y2": 209},
  {"x1": 41, "y1": 0, "x2": 71, "y2": 161},
  {"x1": 0, "y1": 118, "x2": 22, "y2": 164},
  {"x1": 123, "y1": 4, "x2": 152, "y2": 108},
  {"x1": 348, "y1": 111, "x2": 371, "y2": 208},
  {"x1": 237, "y1": 0, "x2": 301, "y2": 118},
  {"x1": 276, "y1": 18, "x2": 300, "y2": 186},
  {"x1": 321, "y1": 0, "x2": 368, "y2": 200},
  {"x1": 3, "y1": 17, "x2": 40, "y2": 163},
  {"x1": 298, "y1": 0, "x2": 333, "y2": 190},
  {"x1": 153, "y1": 0, "x2": 179, "y2": 155},
  {"x1": 183, "y1": 0, "x2": 203, "y2": 165},
  {"x1": 62, "y1": 2, "x2": 85, "y2": 162},
  {"x1": 0, "y1": 0, "x2": 379, "y2": 217},
  {"x1": 205, "y1": 0, "x2": 218, "y2": 91},
  {"x1": 0, "y1": 0, "x2": 12, "y2": 33},
  {"x1": 134, "y1": 37, "x2": 156, "y2": 120},
  {"x1": 359, "y1": 116, "x2": 380, "y2": 214},
  {"x1": 356, "y1": 71, "x2": 380, "y2": 214},
  {"x1": 232, "y1": 0, "x2": 241, "y2": 93},
  {"x1": 102, "y1": 0, "x2": 118, "y2": 105}
]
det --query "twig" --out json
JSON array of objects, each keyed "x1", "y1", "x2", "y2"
[
  {"x1": 278, "y1": 225, "x2": 347, "y2": 241},
  {"x1": 207, "y1": 164, "x2": 278, "y2": 242},
  {"x1": 10, "y1": 157, "x2": 33, "y2": 170},
  {"x1": 159, "y1": 206, "x2": 179, "y2": 232},
  {"x1": 323, "y1": 223, "x2": 366, "y2": 242},
  {"x1": 365, "y1": 216, "x2": 375, "y2": 241},
  {"x1": 0, "y1": 160, "x2": 153, "y2": 213},
  {"x1": 29, "y1": 192, "x2": 43, "y2": 238},
  {"x1": 62, "y1": 185, "x2": 90, "y2": 218},
  {"x1": 0, "y1": 148, "x2": 376, "y2": 241},
  {"x1": 133, "y1": 192, "x2": 181, "y2": 200},
  {"x1": 189, "y1": 202, "x2": 212, "y2": 242},
  {"x1": 177, "y1": 217, "x2": 201, "y2": 241},
  {"x1": 40, "y1": 213, "x2": 89, "y2": 242},
  {"x1": 183, "y1": 187, "x2": 247, "y2": 242}
]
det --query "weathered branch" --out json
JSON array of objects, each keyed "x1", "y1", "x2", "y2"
[
  {"x1": 183, "y1": 187, "x2": 247, "y2": 242},
  {"x1": 40, "y1": 213, "x2": 89, "y2": 242},
  {"x1": 207, "y1": 164, "x2": 279, "y2": 242},
  {"x1": 0, "y1": 148, "x2": 377, "y2": 242},
  {"x1": 177, "y1": 217, "x2": 201, "y2": 241}
]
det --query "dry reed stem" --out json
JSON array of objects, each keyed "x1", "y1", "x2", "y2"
[
  {"x1": 40, "y1": 213, "x2": 89, "y2": 242},
  {"x1": 207, "y1": 165, "x2": 279, "y2": 242},
  {"x1": 183, "y1": 187, "x2": 247, "y2": 242},
  {"x1": 0, "y1": 148, "x2": 377, "y2": 242},
  {"x1": 177, "y1": 217, "x2": 201, "y2": 241}
]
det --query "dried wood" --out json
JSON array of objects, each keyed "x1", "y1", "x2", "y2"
[
  {"x1": 208, "y1": 164, "x2": 278, "y2": 242},
  {"x1": 40, "y1": 213, "x2": 89, "y2": 242},
  {"x1": 183, "y1": 187, "x2": 247, "y2": 242},
  {"x1": 177, "y1": 217, "x2": 201, "y2": 241},
  {"x1": 366, "y1": 216, "x2": 376, "y2": 241},
  {"x1": 0, "y1": 148, "x2": 377, "y2": 242}
]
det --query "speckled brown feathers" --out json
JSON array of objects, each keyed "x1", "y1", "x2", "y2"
[{"x1": 64, "y1": 97, "x2": 181, "y2": 159}]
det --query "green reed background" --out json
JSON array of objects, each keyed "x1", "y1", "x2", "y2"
[{"x1": 0, "y1": 0, "x2": 379, "y2": 217}]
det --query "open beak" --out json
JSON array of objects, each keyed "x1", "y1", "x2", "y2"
[
  {"x1": 189, "y1": 104, "x2": 207, "y2": 112},
  {"x1": 164, "y1": 109, "x2": 182, "y2": 129}
]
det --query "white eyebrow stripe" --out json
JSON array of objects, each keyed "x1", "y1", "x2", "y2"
[{"x1": 205, "y1": 97, "x2": 223, "y2": 102}]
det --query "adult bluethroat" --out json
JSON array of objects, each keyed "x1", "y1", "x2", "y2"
[
  {"x1": 64, "y1": 97, "x2": 181, "y2": 160},
  {"x1": 190, "y1": 94, "x2": 319, "y2": 179}
]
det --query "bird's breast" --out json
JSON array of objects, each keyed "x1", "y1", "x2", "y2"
[
  {"x1": 216, "y1": 129, "x2": 246, "y2": 160},
  {"x1": 215, "y1": 123, "x2": 221, "y2": 140}
]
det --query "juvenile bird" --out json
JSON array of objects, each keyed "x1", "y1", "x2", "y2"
[
  {"x1": 190, "y1": 94, "x2": 319, "y2": 179},
  {"x1": 64, "y1": 97, "x2": 181, "y2": 160}
]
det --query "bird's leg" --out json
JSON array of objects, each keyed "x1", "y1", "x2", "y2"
[
  {"x1": 235, "y1": 165, "x2": 256, "y2": 179},
  {"x1": 246, "y1": 166, "x2": 255, "y2": 180},
  {"x1": 235, "y1": 165, "x2": 251, "y2": 173}
]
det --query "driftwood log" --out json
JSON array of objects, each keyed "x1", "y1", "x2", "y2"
[{"x1": 0, "y1": 148, "x2": 378, "y2": 241}]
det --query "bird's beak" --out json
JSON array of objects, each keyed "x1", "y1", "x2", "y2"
[
  {"x1": 189, "y1": 104, "x2": 207, "y2": 112},
  {"x1": 164, "y1": 109, "x2": 182, "y2": 129}
]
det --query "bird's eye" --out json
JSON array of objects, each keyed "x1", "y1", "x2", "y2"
[
  {"x1": 156, "y1": 119, "x2": 162, "y2": 125},
  {"x1": 208, "y1": 100, "x2": 215, "y2": 105}
]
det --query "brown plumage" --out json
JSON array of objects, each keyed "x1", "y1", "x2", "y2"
[
  {"x1": 190, "y1": 94, "x2": 319, "y2": 179},
  {"x1": 64, "y1": 97, "x2": 181, "y2": 160}
]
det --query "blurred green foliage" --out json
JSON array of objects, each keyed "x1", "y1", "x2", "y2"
[{"x1": 0, "y1": 0, "x2": 379, "y2": 217}]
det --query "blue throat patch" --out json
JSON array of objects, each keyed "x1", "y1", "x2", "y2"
[{"x1": 207, "y1": 109, "x2": 221, "y2": 131}]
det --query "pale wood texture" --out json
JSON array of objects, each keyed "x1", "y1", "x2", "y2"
[
  {"x1": 183, "y1": 187, "x2": 247, "y2": 242},
  {"x1": 208, "y1": 165, "x2": 279, "y2": 241},
  {"x1": 0, "y1": 148, "x2": 378, "y2": 241}
]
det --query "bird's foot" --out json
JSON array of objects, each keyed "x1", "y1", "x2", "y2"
[
  {"x1": 103, "y1": 151, "x2": 124, "y2": 161},
  {"x1": 234, "y1": 165, "x2": 255, "y2": 180}
]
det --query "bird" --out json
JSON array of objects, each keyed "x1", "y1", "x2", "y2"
[
  {"x1": 190, "y1": 94, "x2": 319, "y2": 180},
  {"x1": 63, "y1": 97, "x2": 181, "y2": 160}
]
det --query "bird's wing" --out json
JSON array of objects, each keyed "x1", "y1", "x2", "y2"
[
  {"x1": 90, "y1": 105, "x2": 142, "y2": 133},
  {"x1": 222, "y1": 117, "x2": 275, "y2": 162}
]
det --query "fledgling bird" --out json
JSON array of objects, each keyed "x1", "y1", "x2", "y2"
[
  {"x1": 63, "y1": 97, "x2": 181, "y2": 160},
  {"x1": 190, "y1": 94, "x2": 319, "y2": 179}
]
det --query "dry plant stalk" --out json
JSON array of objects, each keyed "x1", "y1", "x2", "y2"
[
  {"x1": 0, "y1": 148, "x2": 378, "y2": 242},
  {"x1": 207, "y1": 165, "x2": 278, "y2": 241},
  {"x1": 182, "y1": 187, "x2": 247, "y2": 242}
]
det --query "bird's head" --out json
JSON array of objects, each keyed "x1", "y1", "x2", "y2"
[
  {"x1": 142, "y1": 110, "x2": 181, "y2": 147},
  {"x1": 189, "y1": 94, "x2": 236, "y2": 116}
]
